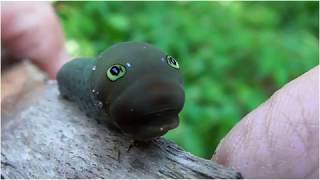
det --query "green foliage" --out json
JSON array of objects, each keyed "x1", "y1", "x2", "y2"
[{"x1": 55, "y1": 2, "x2": 319, "y2": 159}]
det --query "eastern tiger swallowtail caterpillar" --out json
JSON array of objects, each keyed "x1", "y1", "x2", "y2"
[{"x1": 57, "y1": 42, "x2": 185, "y2": 141}]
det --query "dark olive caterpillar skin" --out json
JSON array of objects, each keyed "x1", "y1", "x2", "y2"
[{"x1": 57, "y1": 42, "x2": 185, "y2": 141}]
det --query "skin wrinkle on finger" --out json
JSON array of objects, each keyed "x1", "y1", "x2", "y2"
[
  {"x1": 264, "y1": 68, "x2": 317, "y2": 178},
  {"x1": 279, "y1": 111, "x2": 309, "y2": 153},
  {"x1": 249, "y1": 100, "x2": 275, "y2": 177},
  {"x1": 279, "y1": 89, "x2": 317, "y2": 153},
  {"x1": 213, "y1": 113, "x2": 252, "y2": 166},
  {"x1": 214, "y1": 66, "x2": 319, "y2": 178},
  {"x1": 267, "y1": 89, "x2": 315, "y2": 177}
]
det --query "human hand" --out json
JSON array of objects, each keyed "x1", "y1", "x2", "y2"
[
  {"x1": 213, "y1": 66, "x2": 319, "y2": 178},
  {"x1": 1, "y1": 2, "x2": 69, "y2": 79}
]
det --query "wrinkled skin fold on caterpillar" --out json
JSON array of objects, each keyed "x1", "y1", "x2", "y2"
[{"x1": 57, "y1": 42, "x2": 185, "y2": 140}]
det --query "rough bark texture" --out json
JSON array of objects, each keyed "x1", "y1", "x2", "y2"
[{"x1": 1, "y1": 63, "x2": 242, "y2": 179}]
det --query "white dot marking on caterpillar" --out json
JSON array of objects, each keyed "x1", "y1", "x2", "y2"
[{"x1": 97, "y1": 101, "x2": 103, "y2": 109}]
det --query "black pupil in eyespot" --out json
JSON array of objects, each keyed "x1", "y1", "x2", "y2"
[
  {"x1": 169, "y1": 57, "x2": 176, "y2": 65},
  {"x1": 111, "y1": 66, "x2": 120, "y2": 75}
]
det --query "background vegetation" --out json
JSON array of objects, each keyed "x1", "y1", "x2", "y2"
[{"x1": 55, "y1": 2, "x2": 319, "y2": 159}]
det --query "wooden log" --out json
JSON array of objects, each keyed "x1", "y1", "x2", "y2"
[{"x1": 1, "y1": 67, "x2": 242, "y2": 179}]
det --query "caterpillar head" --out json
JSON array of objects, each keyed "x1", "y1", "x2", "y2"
[{"x1": 91, "y1": 42, "x2": 185, "y2": 140}]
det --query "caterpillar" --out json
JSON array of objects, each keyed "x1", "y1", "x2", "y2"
[{"x1": 57, "y1": 42, "x2": 185, "y2": 141}]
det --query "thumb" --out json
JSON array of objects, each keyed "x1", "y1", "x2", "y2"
[{"x1": 213, "y1": 66, "x2": 319, "y2": 178}]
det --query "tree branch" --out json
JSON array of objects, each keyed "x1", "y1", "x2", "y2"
[{"x1": 1, "y1": 80, "x2": 242, "y2": 178}]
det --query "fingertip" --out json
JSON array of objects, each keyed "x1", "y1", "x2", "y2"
[{"x1": 211, "y1": 66, "x2": 319, "y2": 178}]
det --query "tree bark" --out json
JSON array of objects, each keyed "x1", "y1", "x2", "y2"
[{"x1": 1, "y1": 63, "x2": 242, "y2": 179}]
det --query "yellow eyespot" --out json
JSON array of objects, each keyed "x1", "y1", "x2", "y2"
[
  {"x1": 106, "y1": 64, "x2": 126, "y2": 81},
  {"x1": 166, "y1": 55, "x2": 179, "y2": 69}
]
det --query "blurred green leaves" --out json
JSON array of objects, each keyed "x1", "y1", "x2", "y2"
[{"x1": 55, "y1": 1, "x2": 319, "y2": 159}]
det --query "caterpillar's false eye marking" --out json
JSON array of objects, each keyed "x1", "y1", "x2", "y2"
[
  {"x1": 166, "y1": 55, "x2": 179, "y2": 69},
  {"x1": 106, "y1": 64, "x2": 126, "y2": 81}
]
